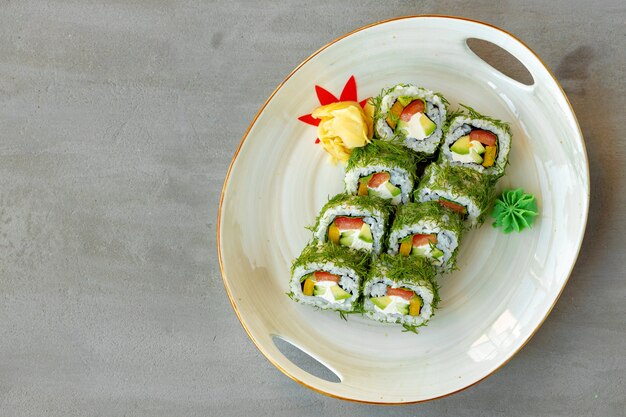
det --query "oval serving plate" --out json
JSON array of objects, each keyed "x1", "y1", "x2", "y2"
[{"x1": 218, "y1": 16, "x2": 589, "y2": 403}]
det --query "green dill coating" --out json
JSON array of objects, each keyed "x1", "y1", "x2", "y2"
[
  {"x1": 346, "y1": 139, "x2": 418, "y2": 184},
  {"x1": 414, "y1": 163, "x2": 497, "y2": 225},
  {"x1": 291, "y1": 241, "x2": 370, "y2": 279},
  {"x1": 369, "y1": 92, "x2": 386, "y2": 130},
  {"x1": 442, "y1": 109, "x2": 465, "y2": 136},
  {"x1": 369, "y1": 94, "x2": 383, "y2": 127},
  {"x1": 459, "y1": 104, "x2": 512, "y2": 134},
  {"x1": 365, "y1": 254, "x2": 440, "y2": 309},
  {"x1": 390, "y1": 201, "x2": 464, "y2": 236}
]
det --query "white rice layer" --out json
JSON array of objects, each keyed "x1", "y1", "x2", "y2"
[
  {"x1": 362, "y1": 276, "x2": 435, "y2": 326},
  {"x1": 315, "y1": 204, "x2": 386, "y2": 254},
  {"x1": 375, "y1": 85, "x2": 447, "y2": 154},
  {"x1": 290, "y1": 263, "x2": 360, "y2": 311},
  {"x1": 440, "y1": 116, "x2": 511, "y2": 176},
  {"x1": 387, "y1": 219, "x2": 459, "y2": 271},
  {"x1": 344, "y1": 164, "x2": 413, "y2": 205}
]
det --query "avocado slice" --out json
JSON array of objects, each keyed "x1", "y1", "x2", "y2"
[
  {"x1": 396, "y1": 303, "x2": 409, "y2": 315},
  {"x1": 431, "y1": 248, "x2": 444, "y2": 259},
  {"x1": 411, "y1": 245, "x2": 443, "y2": 259},
  {"x1": 385, "y1": 181, "x2": 401, "y2": 197},
  {"x1": 330, "y1": 285, "x2": 351, "y2": 301},
  {"x1": 370, "y1": 296, "x2": 392, "y2": 310},
  {"x1": 451, "y1": 135, "x2": 471, "y2": 155},
  {"x1": 358, "y1": 223, "x2": 373, "y2": 243},
  {"x1": 397, "y1": 96, "x2": 414, "y2": 107},
  {"x1": 419, "y1": 114, "x2": 436, "y2": 136},
  {"x1": 339, "y1": 230, "x2": 356, "y2": 247},
  {"x1": 470, "y1": 140, "x2": 486, "y2": 155},
  {"x1": 313, "y1": 285, "x2": 326, "y2": 296},
  {"x1": 359, "y1": 174, "x2": 373, "y2": 184},
  {"x1": 300, "y1": 272, "x2": 313, "y2": 283},
  {"x1": 468, "y1": 151, "x2": 484, "y2": 164}
]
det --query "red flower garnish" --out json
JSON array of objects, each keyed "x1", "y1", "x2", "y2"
[
  {"x1": 298, "y1": 76, "x2": 369, "y2": 143},
  {"x1": 315, "y1": 85, "x2": 339, "y2": 106}
]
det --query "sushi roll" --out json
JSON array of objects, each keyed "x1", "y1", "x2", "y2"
[
  {"x1": 312, "y1": 194, "x2": 392, "y2": 255},
  {"x1": 289, "y1": 242, "x2": 369, "y2": 312},
  {"x1": 440, "y1": 106, "x2": 512, "y2": 177},
  {"x1": 387, "y1": 201, "x2": 464, "y2": 271},
  {"x1": 373, "y1": 84, "x2": 448, "y2": 156},
  {"x1": 344, "y1": 140, "x2": 417, "y2": 205},
  {"x1": 363, "y1": 254, "x2": 439, "y2": 329},
  {"x1": 414, "y1": 164, "x2": 496, "y2": 227}
]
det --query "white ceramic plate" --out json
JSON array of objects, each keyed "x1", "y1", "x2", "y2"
[{"x1": 218, "y1": 16, "x2": 589, "y2": 403}]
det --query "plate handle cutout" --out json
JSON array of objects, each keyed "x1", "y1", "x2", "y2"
[
  {"x1": 466, "y1": 38, "x2": 535, "y2": 87},
  {"x1": 272, "y1": 335, "x2": 341, "y2": 383}
]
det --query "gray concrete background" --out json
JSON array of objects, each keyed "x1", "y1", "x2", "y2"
[{"x1": 0, "y1": 0, "x2": 624, "y2": 416}]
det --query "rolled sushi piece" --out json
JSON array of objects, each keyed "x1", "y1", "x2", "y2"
[
  {"x1": 414, "y1": 163, "x2": 496, "y2": 227},
  {"x1": 289, "y1": 242, "x2": 369, "y2": 312},
  {"x1": 373, "y1": 84, "x2": 448, "y2": 156},
  {"x1": 363, "y1": 254, "x2": 439, "y2": 330},
  {"x1": 440, "y1": 105, "x2": 512, "y2": 178},
  {"x1": 344, "y1": 140, "x2": 417, "y2": 205},
  {"x1": 313, "y1": 193, "x2": 392, "y2": 255},
  {"x1": 387, "y1": 201, "x2": 464, "y2": 271}
]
